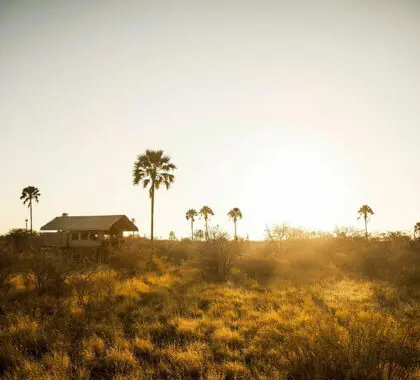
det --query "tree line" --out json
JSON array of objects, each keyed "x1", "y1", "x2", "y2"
[{"x1": 18, "y1": 149, "x2": 420, "y2": 241}]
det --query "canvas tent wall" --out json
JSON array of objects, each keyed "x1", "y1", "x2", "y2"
[{"x1": 40, "y1": 214, "x2": 138, "y2": 247}]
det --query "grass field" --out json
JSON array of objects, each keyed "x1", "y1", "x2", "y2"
[{"x1": 0, "y1": 233, "x2": 419, "y2": 379}]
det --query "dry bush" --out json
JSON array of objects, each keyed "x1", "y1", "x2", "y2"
[
  {"x1": 236, "y1": 254, "x2": 280, "y2": 285},
  {"x1": 0, "y1": 231, "x2": 419, "y2": 379},
  {"x1": 199, "y1": 228, "x2": 241, "y2": 281},
  {"x1": 21, "y1": 252, "x2": 56, "y2": 294},
  {"x1": 146, "y1": 255, "x2": 167, "y2": 274},
  {"x1": 5, "y1": 229, "x2": 29, "y2": 251},
  {"x1": 166, "y1": 241, "x2": 198, "y2": 269},
  {"x1": 68, "y1": 266, "x2": 98, "y2": 306},
  {"x1": 21, "y1": 250, "x2": 83, "y2": 295},
  {"x1": 109, "y1": 245, "x2": 147, "y2": 276},
  {"x1": 0, "y1": 240, "x2": 16, "y2": 295}
]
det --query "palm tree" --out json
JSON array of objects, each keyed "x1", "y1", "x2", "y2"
[
  {"x1": 20, "y1": 186, "x2": 41, "y2": 234},
  {"x1": 414, "y1": 222, "x2": 420, "y2": 240},
  {"x1": 228, "y1": 207, "x2": 243, "y2": 241},
  {"x1": 357, "y1": 204, "x2": 374, "y2": 238},
  {"x1": 133, "y1": 150, "x2": 176, "y2": 251},
  {"x1": 186, "y1": 209, "x2": 198, "y2": 240},
  {"x1": 199, "y1": 206, "x2": 214, "y2": 240}
]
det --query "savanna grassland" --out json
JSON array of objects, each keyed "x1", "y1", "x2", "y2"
[{"x1": 0, "y1": 230, "x2": 419, "y2": 379}]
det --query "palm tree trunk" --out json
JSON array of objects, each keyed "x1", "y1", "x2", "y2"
[
  {"x1": 191, "y1": 220, "x2": 194, "y2": 240},
  {"x1": 30, "y1": 199, "x2": 33, "y2": 234},
  {"x1": 234, "y1": 219, "x2": 237, "y2": 241},
  {"x1": 205, "y1": 218, "x2": 208, "y2": 241},
  {"x1": 151, "y1": 184, "x2": 155, "y2": 254},
  {"x1": 364, "y1": 215, "x2": 368, "y2": 238}
]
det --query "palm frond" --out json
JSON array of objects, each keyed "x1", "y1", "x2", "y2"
[
  {"x1": 20, "y1": 186, "x2": 41, "y2": 205},
  {"x1": 133, "y1": 150, "x2": 176, "y2": 193},
  {"x1": 186, "y1": 209, "x2": 198, "y2": 221},
  {"x1": 142, "y1": 178, "x2": 151, "y2": 188}
]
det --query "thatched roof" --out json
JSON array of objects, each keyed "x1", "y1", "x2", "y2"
[{"x1": 40, "y1": 215, "x2": 138, "y2": 233}]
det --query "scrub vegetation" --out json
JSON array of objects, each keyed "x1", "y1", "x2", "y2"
[{"x1": 1, "y1": 228, "x2": 419, "y2": 379}]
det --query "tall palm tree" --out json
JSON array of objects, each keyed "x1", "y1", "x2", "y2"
[
  {"x1": 185, "y1": 209, "x2": 198, "y2": 240},
  {"x1": 228, "y1": 207, "x2": 243, "y2": 241},
  {"x1": 133, "y1": 150, "x2": 176, "y2": 251},
  {"x1": 414, "y1": 222, "x2": 420, "y2": 240},
  {"x1": 357, "y1": 204, "x2": 374, "y2": 238},
  {"x1": 199, "y1": 206, "x2": 214, "y2": 240},
  {"x1": 20, "y1": 186, "x2": 41, "y2": 234}
]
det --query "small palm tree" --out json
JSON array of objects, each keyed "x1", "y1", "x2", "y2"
[
  {"x1": 199, "y1": 206, "x2": 214, "y2": 240},
  {"x1": 414, "y1": 222, "x2": 420, "y2": 240},
  {"x1": 186, "y1": 209, "x2": 198, "y2": 240},
  {"x1": 133, "y1": 150, "x2": 176, "y2": 251},
  {"x1": 20, "y1": 186, "x2": 41, "y2": 234},
  {"x1": 228, "y1": 207, "x2": 243, "y2": 241},
  {"x1": 357, "y1": 204, "x2": 374, "y2": 238}
]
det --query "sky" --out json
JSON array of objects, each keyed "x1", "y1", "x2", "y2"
[{"x1": 1, "y1": 0, "x2": 420, "y2": 240}]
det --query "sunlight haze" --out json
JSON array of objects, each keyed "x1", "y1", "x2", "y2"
[{"x1": 1, "y1": 0, "x2": 419, "y2": 239}]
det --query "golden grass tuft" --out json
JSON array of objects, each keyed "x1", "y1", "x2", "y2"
[
  {"x1": 222, "y1": 361, "x2": 251, "y2": 379},
  {"x1": 132, "y1": 337, "x2": 155, "y2": 362},
  {"x1": 212, "y1": 327, "x2": 245, "y2": 349},
  {"x1": 164, "y1": 342, "x2": 209, "y2": 378}
]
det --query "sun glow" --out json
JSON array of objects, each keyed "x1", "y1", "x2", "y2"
[{"x1": 250, "y1": 143, "x2": 348, "y2": 232}]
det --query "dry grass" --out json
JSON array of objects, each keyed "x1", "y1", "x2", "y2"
[{"x1": 0, "y1": 236, "x2": 419, "y2": 379}]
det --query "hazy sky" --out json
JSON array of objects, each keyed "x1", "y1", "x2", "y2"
[{"x1": 1, "y1": 0, "x2": 419, "y2": 239}]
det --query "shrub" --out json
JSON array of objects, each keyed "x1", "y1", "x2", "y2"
[
  {"x1": 6, "y1": 229, "x2": 29, "y2": 251},
  {"x1": 199, "y1": 228, "x2": 241, "y2": 281},
  {"x1": 236, "y1": 255, "x2": 280, "y2": 285},
  {"x1": 109, "y1": 246, "x2": 147, "y2": 275},
  {"x1": 68, "y1": 267, "x2": 98, "y2": 306},
  {"x1": 0, "y1": 241, "x2": 15, "y2": 295},
  {"x1": 149, "y1": 255, "x2": 167, "y2": 273},
  {"x1": 167, "y1": 241, "x2": 197, "y2": 268},
  {"x1": 398, "y1": 265, "x2": 420, "y2": 297}
]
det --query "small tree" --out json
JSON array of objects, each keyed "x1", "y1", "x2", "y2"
[
  {"x1": 199, "y1": 206, "x2": 214, "y2": 241},
  {"x1": 194, "y1": 229, "x2": 205, "y2": 241},
  {"x1": 414, "y1": 222, "x2": 420, "y2": 240},
  {"x1": 228, "y1": 208, "x2": 243, "y2": 241},
  {"x1": 20, "y1": 186, "x2": 41, "y2": 234},
  {"x1": 357, "y1": 205, "x2": 374, "y2": 238},
  {"x1": 199, "y1": 227, "x2": 240, "y2": 281},
  {"x1": 185, "y1": 209, "x2": 198, "y2": 240}
]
